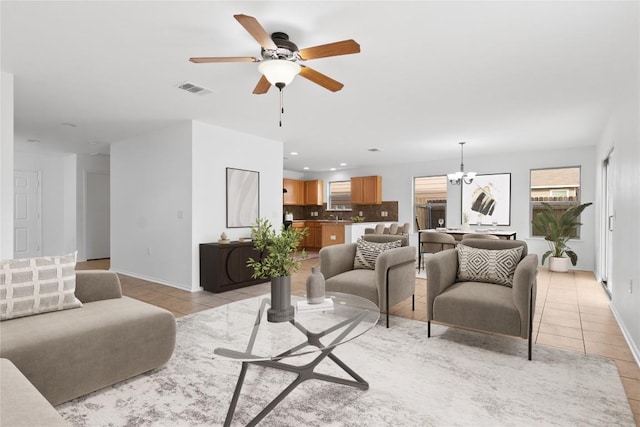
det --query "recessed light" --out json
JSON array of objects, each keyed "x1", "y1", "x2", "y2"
[
  {"x1": 89, "y1": 141, "x2": 99, "y2": 145},
  {"x1": 27, "y1": 138, "x2": 40, "y2": 143},
  {"x1": 289, "y1": 151, "x2": 299, "y2": 156},
  {"x1": 61, "y1": 122, "x2": 77, "y2": 128},
  {"x1": 339, "y1": 162, "x2": 347, "y2": 166},
  {"x1": 330, "y1": 168, "x2": 336, "y2": 171},
  {"x1": 303, "y1": 167, "x2": 310, "y2": 170},
  {"x1": 368, "y1": 148, "x2": 381, "y2": 152}
]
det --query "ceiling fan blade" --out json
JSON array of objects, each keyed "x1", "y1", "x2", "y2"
[
  {"x1": 299, "y1": 66, "x2": 344, "y2": 92},
  {"x1": 189, "y1": 57, "x2": 258, "y2": 63},
  {"x1": 298, "y1": 39, "x2": 360, "y2": 60},
  {"x1": 252, "y1": 75, "x2": 271, "y2": 94},
  {"x1": 234, "y1": 14, "x2": 278, "y2": 50}
]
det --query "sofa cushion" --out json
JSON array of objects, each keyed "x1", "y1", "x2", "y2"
[
  {"x1": 1, "y1": 358, "x2": 70, "y2": 426},
  {"x1": 353, "y1": 238, "x2": 402, "y2": 270},
  {"x1": 0, "y1": 296, "x2": 176, "y2": 405},
  {"x1": 1, "y1": 252, "x2": 82, "y2": 321},
  {"x1": 457, "y1": 244, "x2": 523, "y2": 287}
]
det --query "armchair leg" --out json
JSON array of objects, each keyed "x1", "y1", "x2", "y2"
[
  {"x1": 528, "y1": 285, "x2": 534, "y2": 361},
  {"x1": 386, "y1": 281, "x2": 390, "y2": 329},
  {"x1": 412, "y1": 294, "x2": 415, "y2": 311},
  {"x1": 427, "y1": 321, "x2": 431, "y2": 337}
]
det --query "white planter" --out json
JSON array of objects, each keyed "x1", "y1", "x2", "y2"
[{"x1": 549, "y1": 257, "x2": 570, "y2": 273}]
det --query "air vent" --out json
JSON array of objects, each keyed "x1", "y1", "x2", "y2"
[{"x1": 177, "y1": 81, "x2": 214, "y2": 96}]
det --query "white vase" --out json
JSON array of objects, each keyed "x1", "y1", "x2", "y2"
[
  {"x1": 306, "y1": 266, "x2": 325, "y2": 304},
  {"x1": 461, "y1": 223, "x2": 470, "y2": 231},
  {"x1": 549, "y1": 257, "x2": 570, "y2": 273}
]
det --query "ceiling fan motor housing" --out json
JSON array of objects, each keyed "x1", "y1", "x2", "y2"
[{"x1": 261, "y1": 32, "x2": 299, "y2": 61}]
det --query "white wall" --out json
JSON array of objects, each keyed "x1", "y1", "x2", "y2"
[
  {"x1": 110, "y1": 122, "x2": 193, "y2": 289},
  {"x1": 111, "y1": 120, "x2": 283, "y2": 291},
  {"x1": 13, "y1": 151, "x2": 77, "y2": 256},
  {"x1": 192, "y1": 121, "x2": 283, "y2": 291},
  {"x1": 1, "y1": 72, "x2": 14, "y2": 260},
  {"x1": 305, "y1": 146, "x2": 597, "y2": 271},
  {"x1": 76, "y1": 154, "x2": 110, "y2": 261},
  {"x1": 596, "y1": 95, "x2": 640, "y2": 362}
]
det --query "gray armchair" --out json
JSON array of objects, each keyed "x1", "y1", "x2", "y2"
[
  {"x1": 319, "y1": 236, "x2": 416, "y2": 328},
  {"x1": 426, "y1": 239, "x2": 538, "y2": 359}
]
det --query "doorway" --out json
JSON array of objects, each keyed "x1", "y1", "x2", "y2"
[
  {"x1": 85, "y1": 171, "x2": 110, "y2": 260},
  {"x1": 602, "y1": 150, "x2": 615, "y2": 296},
  {"x1": 13, "y1": 170, "x2": 42, "y2": 258}
]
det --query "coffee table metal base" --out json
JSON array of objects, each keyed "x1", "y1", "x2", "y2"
[{"x1": 220, "y1": 300, "x2": 370, "y2": 427}]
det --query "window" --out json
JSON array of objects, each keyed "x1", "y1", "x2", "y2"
[
  {"x1": 328, "y1": 180, "x2": 352, "y2": 210},
  {"x1": 530, "y1": 167, "x2": 581, "y2": 237},
  {"x1": 414, "y1": 175, "x2": 447, "y2": 231}
]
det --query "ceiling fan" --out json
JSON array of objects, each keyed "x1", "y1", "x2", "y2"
[{"x1": 189, "y1": 14, "x2": 360, "y2": 94}]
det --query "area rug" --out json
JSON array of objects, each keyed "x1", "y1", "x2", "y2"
[{"x1": 58, "y1": 304, "x2": 635, "y2": 426}]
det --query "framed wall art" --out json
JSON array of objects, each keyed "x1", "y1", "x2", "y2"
[
  {"x1": 226, "y1": 167, "x2": 259, "y2": 228},
  {"x1": 461, "y1": 173, "x2": 511, "y2": 226}
]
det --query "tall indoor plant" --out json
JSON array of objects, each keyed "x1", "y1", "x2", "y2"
[
  {"x1": 531, "y1": 202, "x2": 592, "y2": 272},
  {"x1": 247, "y1": 218, "x2": 307, "y2": 322}
]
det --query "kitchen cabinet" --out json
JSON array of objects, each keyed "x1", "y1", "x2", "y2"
[
  {"x1": 350, "y1": 176, "x2": 382, "y2": 205},
  {"x1": 304, "y1": 180, "x2": 324, "y2": 206},
  {"x1": 320, "y1": 223, "x2": 345, "y2": 248},
  {"x1": 302, "y1": 222, "x2": 322, "y2": 249},
  {"x1": 283, "y1": 179, "x2": 305, "y2": 206}
]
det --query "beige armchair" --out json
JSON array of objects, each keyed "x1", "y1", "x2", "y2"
[
  {"x1": 319, "y1": 235, "x2": 416, "y2": 328},
  {"x1": 426, "y1": 239, "x2": 538, "y2": 360}
]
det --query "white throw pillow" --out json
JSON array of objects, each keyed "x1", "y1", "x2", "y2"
[
  {"x1": 457, "y1": 244, "x2": 523, "y2": 287},
  {"x1": 354, "y1": 238, "x2": 402, "y2": 270},
  {"x1": 0, "y1": 252, "x2": 82, "y2": 320}
]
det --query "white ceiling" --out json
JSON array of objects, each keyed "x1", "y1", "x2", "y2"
[{"x1": 2, "y1": 1, "x2": 637, "y2": 172}]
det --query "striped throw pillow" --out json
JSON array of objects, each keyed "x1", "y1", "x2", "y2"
[
  {"x1": 354, "y1": 238, "x2": 402, "y2": 270},
  {"x1": 1, "y1": 252, "x2": 82, "y2": 320},
  {"x1": 457, "y1": 244, "x2": 523, "y2": 287}
]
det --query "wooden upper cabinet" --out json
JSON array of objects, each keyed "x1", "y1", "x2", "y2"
[
  {"x1": 283, "y1": 179, "x2": 305, "y2": 205},
  {"x1": 304, "y1": 180, "x2": 324, "y2": 206},
  {"x1": 351, "y1": 176, "x2": 382, "y2": 205}
]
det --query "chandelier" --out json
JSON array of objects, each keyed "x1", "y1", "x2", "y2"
[{"x1": 447, "y1": 141, "x2": 477, "y2": 185}]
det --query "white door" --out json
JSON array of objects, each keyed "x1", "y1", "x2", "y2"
[
  {"x1": 86, "y1": 172, "x2": 110, "y2": 260},
  {"x1": 14, "y1": 170, "x2": 42, "y2": 258},
  {"x1": 603, "y1": 151, "x2": 615, "y2": 294}
]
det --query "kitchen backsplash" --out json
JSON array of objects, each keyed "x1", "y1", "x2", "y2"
[{"x1": 283, "y1": 202, "x2": 399, "y2": 223}]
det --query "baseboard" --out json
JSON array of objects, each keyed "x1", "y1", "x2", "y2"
[
  {"x1": 109, "y1": 268, "x2": 193, "y2": 292},
  {"x1": 610, "y1": 304, "x2": 640, "y2": 366}
]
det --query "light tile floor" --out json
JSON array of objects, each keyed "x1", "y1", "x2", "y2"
[{"x1": 77, "y1": 257, "x2": 640, "y2": 425}]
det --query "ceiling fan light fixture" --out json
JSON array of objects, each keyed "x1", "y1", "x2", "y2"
[{"x1": 258, "y1": 59, "x2": 301, "y2": 87}]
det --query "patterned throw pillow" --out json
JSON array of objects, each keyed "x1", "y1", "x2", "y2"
[
  {"x1": 457, "y1": 244, "x2": 523, "y2": 287},
  {"x1": 354, "y1": 238, "x2": 402, "y2": 270},
  {"x1": 0, "y1": 252, "x2": 82, "y2": 320}
]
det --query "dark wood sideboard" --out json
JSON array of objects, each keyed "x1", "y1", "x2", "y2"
[{"x1": 199, "y1": 241, "x2": 267, "y2": 292}]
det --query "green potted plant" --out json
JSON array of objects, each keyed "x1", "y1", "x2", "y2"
[
  {"x1": 247, "y1": 218, "x2": 307, "y2": 322},
  {"x1": 531, "y1": 202, "x2": 592, "y2": 272}
]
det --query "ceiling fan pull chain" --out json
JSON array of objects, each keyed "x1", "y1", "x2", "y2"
[{"x1": 279, "y1": 86, "x2": 284, "y2": 127}]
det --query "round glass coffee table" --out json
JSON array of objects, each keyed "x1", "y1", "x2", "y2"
[{"x1": 210, "y1": 292, "x2": 380, "y2": 427}]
